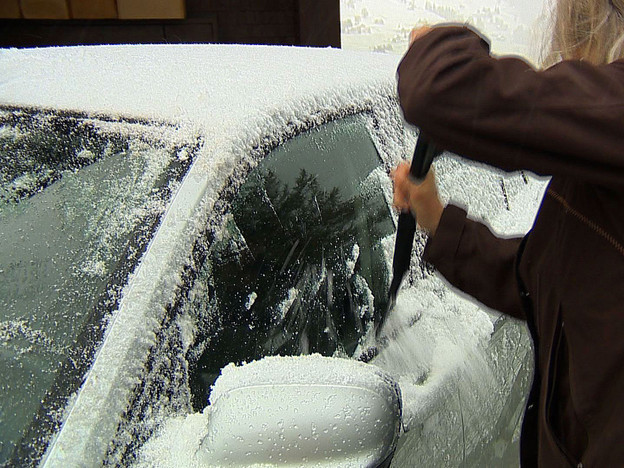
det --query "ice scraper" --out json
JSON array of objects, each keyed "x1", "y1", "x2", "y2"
[{"x1": 361, "y1": 134, "x2": 439, "y2": 362}]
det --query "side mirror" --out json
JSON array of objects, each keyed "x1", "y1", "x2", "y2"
[{"x1": 199, "y1": 355, "x2": 402, "y2": 467}]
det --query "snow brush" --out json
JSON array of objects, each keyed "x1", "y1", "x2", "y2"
[{"x1": 359, "y1": 134, "x2": 440, "y2": 363}]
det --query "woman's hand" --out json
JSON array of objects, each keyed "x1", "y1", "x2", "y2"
[{"x1": 391, "y1": 162, "x2": 444, "y2": 236}]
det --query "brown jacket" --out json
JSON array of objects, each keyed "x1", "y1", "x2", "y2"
[{"x1": 398, "y1": 26, "x2": 624, "y2": 466}]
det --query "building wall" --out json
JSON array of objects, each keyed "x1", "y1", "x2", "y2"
[
  {"x1": 188, "y1": 0, "x2": 297, "y2": 45},
  {"x1": 0, "y1": 0, "x2": 340, "y2": 48}
]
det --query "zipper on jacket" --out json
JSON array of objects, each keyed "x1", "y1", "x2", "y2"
[
  {"x1": 545, "y1": 319, "x2": 580, "y2": 467},
  {"x1": 515, "y1": 235, "x2": 541, "y2": 466}
]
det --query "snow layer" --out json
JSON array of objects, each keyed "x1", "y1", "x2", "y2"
[
  {"x1": 210, "y1": 354, "x2": 397, "y2": 404},
  {"x1": 0, "y1": 44, "x2": 399, "y2": 132},
  {"x1": 132, "y1": 410, "x2": 210, "y2": 468}
]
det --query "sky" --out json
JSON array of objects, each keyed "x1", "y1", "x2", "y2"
[{"x1": 341, "y1": 0, "x2": 551, "y2": 64}]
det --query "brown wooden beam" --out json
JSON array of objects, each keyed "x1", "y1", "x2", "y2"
[
  {"x1": 297, "y1": 0, "x2": 340, "y2": 48},
  {"x1": 0, "y1": 18, "x2": 217, "y2": 47}
]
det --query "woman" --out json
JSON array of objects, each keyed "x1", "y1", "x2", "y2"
[{"x1": 393, "y1": 1, "x2": 624, "y2": 466}]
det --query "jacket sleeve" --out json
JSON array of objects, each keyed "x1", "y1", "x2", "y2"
[
  {"x1": 397, "y1": 26, "x2": 624, "y2": 187},
  {"x1": 423, "y1": 204, "x2": 526, "y2": 320}
]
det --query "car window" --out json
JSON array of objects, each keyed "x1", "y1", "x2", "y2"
[
  {"x1": 179, "y1": 114, "x2": 395, "y2": 409},
  {"x1": 0, "y1": 108, "x2": 195, "y2": 464}
]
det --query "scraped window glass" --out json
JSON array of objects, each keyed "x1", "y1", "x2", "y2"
[
  {"x1": 0, "y1": 108, "x2": 194, "y2": 464},
  {"x1": 186, "y1": 114, "x2": 394, "y2": 408}
]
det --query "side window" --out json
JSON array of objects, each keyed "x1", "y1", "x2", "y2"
[
  {"x1": 184, "y1": 114, "x2": 394, "y2": 409},
  {"x1": 0, "y1": 108, "x2": 194, "y2": 465}
]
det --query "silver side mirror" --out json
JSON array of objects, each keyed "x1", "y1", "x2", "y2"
[{"x1": 199, "y1": 355, "x2": 402, "y2": 467}]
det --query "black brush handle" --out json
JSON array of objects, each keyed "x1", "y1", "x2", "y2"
[
  {"x1": 375, "y1": 134, "x2": 439, "y2": 337},
  {"x1": 389, "y1": 135, "x2": 438, "y2": 296}
]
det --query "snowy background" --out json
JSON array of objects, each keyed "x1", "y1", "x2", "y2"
[{"x1": 341, "y1": 0, "x2": 550, "y2": 64}]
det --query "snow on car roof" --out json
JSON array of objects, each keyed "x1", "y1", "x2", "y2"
[{"x1": 0, "y1": 44, "x2": 399, "y2": 131}]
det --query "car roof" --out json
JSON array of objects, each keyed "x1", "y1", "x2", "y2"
[{"x1": 0, "y1": 44, "x2": 399, "y2": 132}]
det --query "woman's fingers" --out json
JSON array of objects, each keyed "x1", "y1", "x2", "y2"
[
  {"x1": 391, "y1": 162, "x2": 411, "y2": 211},
  {"x1": 391, "y1": 162, "x2": 443, "y2": 235}
]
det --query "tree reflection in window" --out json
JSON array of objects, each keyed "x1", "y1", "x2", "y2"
[{"x1": 189, "y1": 115, "x2": 394, "y2": 408}]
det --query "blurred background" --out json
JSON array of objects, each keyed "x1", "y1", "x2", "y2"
[{"x1": 341, "y1": 0, "x2": 549, "y2": 63}]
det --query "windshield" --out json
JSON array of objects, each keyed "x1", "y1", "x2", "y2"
[
  {"x1": 0, "y1": 108, "x2": 194, "y2": 464},
  {"x1": 180, "y1": 114, "x2": 395, "y2": 410}
]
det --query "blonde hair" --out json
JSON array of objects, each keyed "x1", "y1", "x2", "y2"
[{"x1": 542, "y1": 0, "x2": 624, "y2": 66}]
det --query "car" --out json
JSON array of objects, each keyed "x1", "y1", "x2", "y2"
[{"x1": 0, "y1": 43, "x2": 547, "y2": 467}]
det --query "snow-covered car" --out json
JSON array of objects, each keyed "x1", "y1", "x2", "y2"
[{"x1": 0, "y1": 44, "x2": 546, "y2": 467}]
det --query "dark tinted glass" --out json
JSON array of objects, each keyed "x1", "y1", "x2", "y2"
[
  {"x1": 0, "y1": 108, "x2": 193, "y2": 464},
  {"x1": 186, "y1": 115, "x2": 394, "y2": 408}
]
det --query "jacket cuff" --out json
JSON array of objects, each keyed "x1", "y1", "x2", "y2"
[{"x1": 423, "y1": 204, "x2": 467, "y2": 269}]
